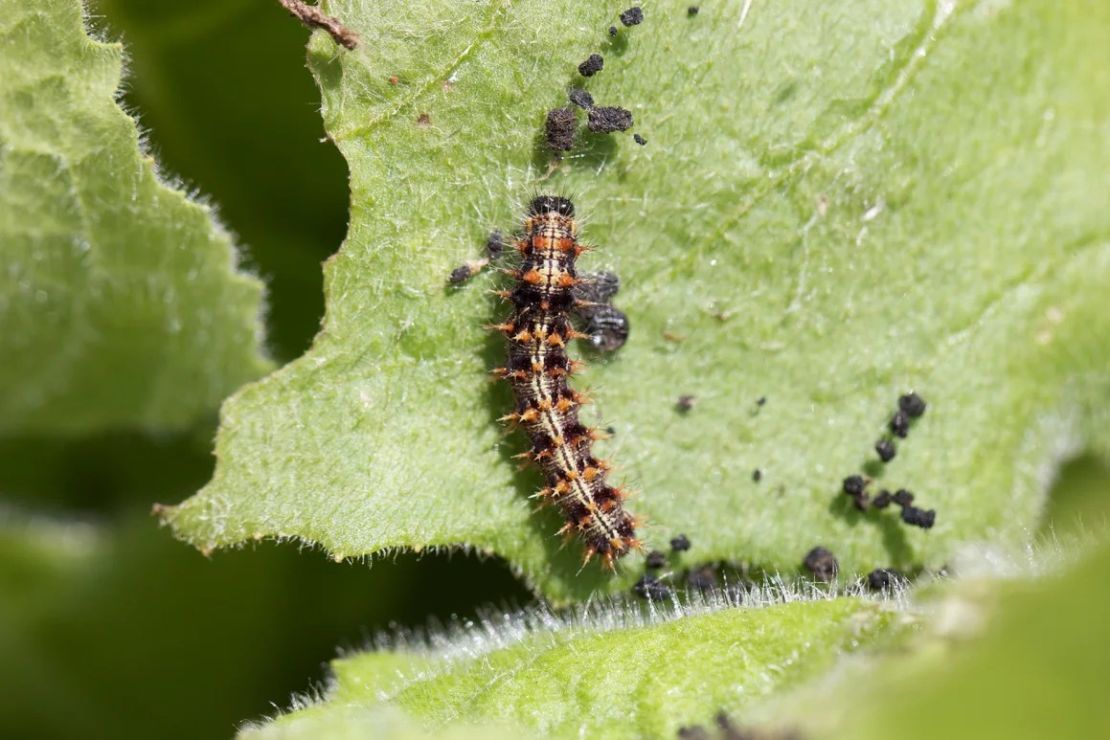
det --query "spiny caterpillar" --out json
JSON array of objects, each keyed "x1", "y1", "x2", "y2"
[{"x1": 491, "y1": 195, "x2": 641, "y2": 568}]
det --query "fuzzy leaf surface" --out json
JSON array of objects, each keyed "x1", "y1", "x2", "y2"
[
  {"x1": 243, "y1": 592, "x2": 894, "y2": 739},
  {"x1": 0, "y1": 0, "x2": 270, "y2": 435},
  {"x1": 166, "y1": 0, "x2": 1110, "y2": 600},
  {"x1": 735, "y1": 539, "x2": 1110, "y2": 740},
  {"x1": 820, "y1": 542, "x2": 1110, "y2": 740}
]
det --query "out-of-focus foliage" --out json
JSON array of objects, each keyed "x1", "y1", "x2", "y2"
[
  {"x1": 805, "y1": 540, "x2": 1110, "y2": 740},
  {"x1": 0, "y1": 510, "x2": 528, "y2": 740},
  {"x1": 92, "y1": 0, "x2": 349, "y2": 360},
  {"x1": 0, "y1": 0, "x2": 271, "y2": 435}
]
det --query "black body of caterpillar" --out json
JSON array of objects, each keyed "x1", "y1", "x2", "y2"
[{"x1": 492, "y1": 195, "x2": 640, "y2": 567}]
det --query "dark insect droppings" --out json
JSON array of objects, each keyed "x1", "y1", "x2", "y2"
[
  {"x1": 891, "y1": 488, "x2": 914, "y2": 507},
  {"x1": 901, "y1": 506, "x2": 936, "y2": 529},
  {"x1": 752, "y1": 468, "x2": 762, "y2": 482},
  {"x1": 670, "y1": 533, "x2": 691, "y2": 552},
  {"x1": 867, "y1": 568, "x2": 903, "y2": 591},
  {"x1": 889, "y1": 410, "x2": 910, "y2": 438},
  {"x1": 842, "y1": 475, "x2": 867, "y2": 496},
  {"x1": 448, "y1": 264, "x2": 474, "y2": 285},
  {"x1": 572, "y1": 272, "x2": 630, "y2": 353},
  {"x1": 568, "y1": 87, "x2": 594, "y2": 109},
  {"x1": 715, "y1": 712, "x2": 738, "y2": 734},
  {"x1": 843, "y1": 474, "x2": 870, "y2": 511},
  {"x1": 633, "y1": 133, "x2": 647, "y2": 145},
  {"x1": 899, "y1": 392, "x2": 927, "y2": 418},
  {"x1": 620, "y1": 7, "x2": 644, "y2": 26},
  {"x1": 687, "y1": 5, "x2": 700, "y2": 15},
  {"x1": 582, "y1": 305, "x2": 630, "y2": 352},
  {"x1": 872, "y1": 489, "x2": 892, "y2": 509},
  {"x1": 544, "y1": 107, "x2": 577, "y2": 151},
  {"x1": 577, "y1": 270, "x2": 620, "y2": 302},
  {"x1": 645, "y1": 550, "x2": 667, "y2": 569},
  {"x1": 633, "y1": 574, "x2": 672, "y2": 601},
  {"x1": 875, "y1": 438, "x2": 897, "y2": 463},
  {"x1": 588, "y1": 106, "x2": 634, "y2": 133},
  {"x1": 578, "y1": 53, "x2": 604, "y2": 77},
  {"x1": 609, "y1": 25, "x2": 618, "y2": 37},
  {"x1": 486, "y1": 230, "x2": 506, "y2": 259},
  {"x1": 803, "y1": 546, "x2": 839, "y2": 583},
  {"x1": 676, "y1": 394, "x2": 697, "y2": 412}
]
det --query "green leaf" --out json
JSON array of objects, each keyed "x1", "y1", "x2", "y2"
[
  {"x1": 165, "y1": 0, "x2": 1110, "y2": 600},
  {"x1": 241, "y1": 536, "x2": 1110, "y2": 739},
  {"x1": 756, "y1": 539, "x2": 1110, "y2": 740},
  {"x1": 0, "y1": 0, "x2": 270, "y2": 435},
  {"x1": 92, "y1": 0, "x2": 349, "y2": 361},
  {"x1": 0, "y1": 507, "x2": 528, "y2": 740},
  {"x1": 248, "y1": 706, "x2": 525, "y2": 740},
  {"x1": 1041, "y1": 453, "x2": 1110, "y2": 538},
  {"x1": 242, "y1": 590, "x2": 897, "y2": 740}
]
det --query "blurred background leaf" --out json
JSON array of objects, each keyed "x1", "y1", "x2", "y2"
[
  {"x1": 771, "y1": 538, "x2": 1110, "y2": 740},
  {"x1": 0, "y1": 0, "x2": 271, "y2": 435},
  {"x1": 0, "y1": 510, "x2": 527, "y2": 740},
  {"x1": 0, "y1": 1, "x2": 527, "y2": 738},
  {"x1": 93, "y1": 0, "x2": 349, "y2": 362}
]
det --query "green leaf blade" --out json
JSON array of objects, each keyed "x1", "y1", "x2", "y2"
[
  {"x1": 0, "y1": 0, "x2": 271, "y2": 435},
  {"x1": 247, "y1": 592, "x2": 896, "y2": 739},
  {"x1": 168, "y1": 0, "x2": 1110, "y2": 600}
]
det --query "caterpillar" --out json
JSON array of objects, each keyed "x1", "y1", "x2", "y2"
[{"x1": 491, "y1": 195, "x2": 641, "y2": 568}]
